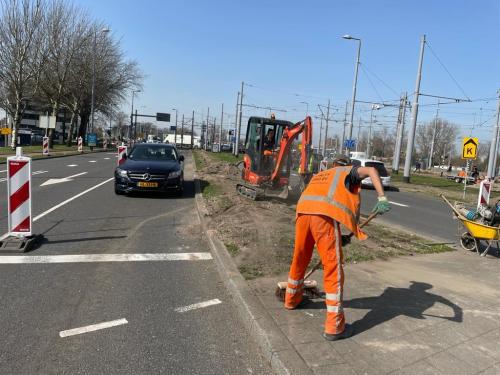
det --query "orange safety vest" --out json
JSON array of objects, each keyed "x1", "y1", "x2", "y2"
[{"x1": 296, "y1": 166, "x2": 367, "y2": 240}]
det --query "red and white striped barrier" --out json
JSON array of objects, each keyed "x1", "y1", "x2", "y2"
[
  {"x1": 478, "y1": 179, "x2": 492, "y2": 208},
  {"x1": 103, "y1": 139, "x2": 108, "y2": 149},
  {"x1": 77, "y1": 137, "x2": 83, "y2": 153},
  {"x1": 42, "y1": 136, "x2": 49, "y2": 156},
  {"x1": 117, "y1": 145, "x2": 127, "y2": 165},
  {"x1": 7, "y1": 148, "x2": 32, "y2": 236}
]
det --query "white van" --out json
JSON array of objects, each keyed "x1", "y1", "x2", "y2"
[{"x1": 350, "y1": 158, "x2": 391, "y2": 188}]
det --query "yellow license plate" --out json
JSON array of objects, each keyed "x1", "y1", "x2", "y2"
[{"x1": 137, "y1": 182, "x2": 158, "y2": 188}]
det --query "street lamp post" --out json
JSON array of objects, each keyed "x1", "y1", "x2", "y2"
[
  {"x1": 172, "y1": 108, "x2": 178, "y2": 145},
  {"x1": 342, "y1": 34, "x2": 361, "y2": 154},
  {"x1": 129, "y1": 89, "x2": 140, "y2": 141},
  {"x1": 300, "y1": 101, "x2": 309, "y2": 116},
  {"x1": 90, "y1": 27, "x2": 110, "y2": 138},
  {"x1": 367, "y1": 105, "x2": 381, "y2": 157}
]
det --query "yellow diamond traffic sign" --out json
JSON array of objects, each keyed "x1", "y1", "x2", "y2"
[{"x1": 462, "y1": 137, "x2": 478, "y2": 160}]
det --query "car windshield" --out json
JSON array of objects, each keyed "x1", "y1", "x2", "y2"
[
  {"x1": 365, "y1": 162, "x2": 388, "y2": 177},
  {"x1": 129, "y1": 146, "x2": 177, "y2": 161}
]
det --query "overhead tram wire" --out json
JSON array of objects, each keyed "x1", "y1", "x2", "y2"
[
  {"x1": 360, "y1": 63, "x2": 401, "y2": 98},
  {"x1": 359, "y1": 63, "x2": 387, "y2": 104}
]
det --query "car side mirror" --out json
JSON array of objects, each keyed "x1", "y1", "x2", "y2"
[{"x1": 179, "y1": 155, "x2": 184, "y2": 162}]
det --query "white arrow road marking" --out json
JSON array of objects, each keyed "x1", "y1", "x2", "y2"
[
  {"x1": 175, "y1": 299, "x2": 222, "y2": 313},
  {"x1": 389, "y1": 201, "x2": 409, "y2": 207},
  {"x1": 67, "y1": 164, "x2": 78, "y2": 167},
  {"x1": 89, "y1": 160, "x2": 97, "y2": 163},
  {"x1": 34, "y1": 177, "x2": 113, "y2": 221},
  {"x1": 0, "y1": 252, "x2": 213, "y2": 264},
  {"x1": 0, "y1": 170, "x2": 47, "y2": 182},
  {"x1": 40, "y1": 172, "x2": 87, "y2": 186},
  {"x1": 60, "y1": 318, "x2": 128, "y2": 338}
]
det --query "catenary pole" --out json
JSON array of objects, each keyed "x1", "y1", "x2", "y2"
[
  {"x1": 205, "y1": 107, "x2": 209, "y2": 150},
  {"x1": 392, "y1": 93, "x2": 407, "y2": 173},
  {"x1": 233, "y1": 92, "x2": 240, "y2": 155},
  {"x1": 403, "y1": 35, "x2": 426, "y2": 183},
  {"x1": 428, "y1": 101, "x2": 440, "y2": 170},
  {"x1": 191, "y1": 110, "x2": 194, "y2": 149},
  {"x1": 235, "y1": 81, "x2": 244, "y2": 156},
  {"x1": 487, "y1": 91, "x2": 500, "y2": 178},
  {"x1": 323, "y1": 100, "x2": 330, "y2": 156},
  {"x1": 220, "y1": 103, "x2": 224, "y2": 150}
]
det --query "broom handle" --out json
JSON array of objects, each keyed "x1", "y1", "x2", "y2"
[{"x1": 303, "y1": 212, "x2": 378, "y2": 282}]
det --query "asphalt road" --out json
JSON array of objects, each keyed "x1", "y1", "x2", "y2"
[
  {"x1": 0, "y1": 151, "x2": 272, "y2": 374},
  {"x1": 360, "y1": 185, "x2": 459, "y2": 243}
]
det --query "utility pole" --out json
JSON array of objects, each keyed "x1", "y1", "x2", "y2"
[
  {"x1": 428, "y1": 101, "x2": 440, "y2": 170},
  {"x1": 356, "y1": 118, "x2": 361, "y2": 152},
  {"x1": 403, "y1": 35, "x2": 426, "y2": 183},
  {"x1": 191, "y1": 110, "x2": 194, "y2": 149},
  {"x1": 323, "y1": 100, "x2": 331, "y2": 156},
  {"x1": 205, "y1": 107, "x2": 209, "y2": 150},
  {"x1": 233, "y1": 92, "x2": 240, "y2": 155},
  {"x1": 392, "y1": 93, "x2": 407, "y2": 173},
  {"x1": 181, "y1": 114, "x2": 184, "y2": 148},
  {"x1": 134, "y1": 109, "x2": 138, "y2": 140},
  {"x1": 341, "y1": 100, "x2": 348, "y2": 153},
  {"x1": 487, "y1": 91, "x2": 500, "y2": 178},
  {"x1": 344, "y1": 36, "x2": 361, "y2": 149},
  {"x1": 220, "y1": 103, "x2": 224, "y2": 151},
  {"x1": 318, "y1": 115, "x2": 323, "y2": 156},
  {"x1": 174, "y1": 109, "x2": 178, "y2": 145},
  {"x1": 367, "y1": 106, "x2": 374, "y2": 157},
  {"x1": 212, "y1": 117, "x2": 216, "y2": 147},
  {"x1": 235, "y1": 81, "x2": 244, "y2": 156}
]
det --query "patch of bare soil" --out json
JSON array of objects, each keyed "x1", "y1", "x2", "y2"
[{"x1": 194, "y1": 151, "x2": 454, "y2": 280}]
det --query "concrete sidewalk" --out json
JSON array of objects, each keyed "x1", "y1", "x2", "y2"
[{"x1": 251, "y1": 250, "x2": 500, "y2": 374}]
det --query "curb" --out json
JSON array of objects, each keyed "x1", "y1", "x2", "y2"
[
  {"x1": 0, "y1": 148, "x2": 110, "y2": 164},
  {"x1": 193, "y1": 174, "x2": 312, "y2": 375}
]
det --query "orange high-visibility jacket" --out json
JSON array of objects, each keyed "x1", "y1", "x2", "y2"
[{"x1": 296, "y1": 166, "x2": 367, "y2": 240}]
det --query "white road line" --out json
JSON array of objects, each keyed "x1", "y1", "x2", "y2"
[
  {"x1": 104, "y1": 157, "x2": 110, "y2": 160},
  {"x1": 33, "y1": 178, "x2": 114, "y2": 222},
  {"x1": 0, "y1": 169, "x2": 6, "y2": 173},
  {"x1": 175, "y1": 299, "x2": 222, "y2": 313},
  {"x1": 0, "y1": 170, "x2": 47, "y2": 182},
  {"x1": 0, "y1": 252, "x2": 213, "y2": 264},
  {"x1": 389, "y1": 201, "x2": 409, "y2": 207},
  {"x1": 67, "y1": 164, "x2": 78, "y2": 167},
  {"x1": 59, "y1": 318, "x2": 128, "y2": 338},
  {"x1": 89, "y1": 160, "x2": 97, "y2": 163}
]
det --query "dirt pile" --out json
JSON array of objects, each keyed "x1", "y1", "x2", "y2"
[{"x1": 194, "y1": 151, "x2": 454, "y2": 280}]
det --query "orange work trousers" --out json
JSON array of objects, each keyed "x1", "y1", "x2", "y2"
[{"x1": 284, "y1": 214, "x2": 345, "y2": 335}]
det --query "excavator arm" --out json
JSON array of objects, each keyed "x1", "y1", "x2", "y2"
[{"x1": 270, "y1": 116, "x2": 313, "y2": 183}]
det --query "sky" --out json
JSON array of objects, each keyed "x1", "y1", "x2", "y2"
[{"x1": 78, "y1": 0, "x2": 500, "y2": 146}]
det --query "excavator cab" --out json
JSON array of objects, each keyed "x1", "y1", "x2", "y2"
[
  {"x1": 238, "y1": 115, "x2": 313, "y2": 200},
  {"x1": 243, "y1": 116, "x2": 292, "y2": 181}
]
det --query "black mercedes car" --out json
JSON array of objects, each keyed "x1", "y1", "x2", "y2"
[{"x1": 114, "y1": 143, "x2": 184, "y2": 195}]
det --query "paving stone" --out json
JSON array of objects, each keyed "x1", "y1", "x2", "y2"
[
  {"x1": 447, "y1": 341, "x2": 497, "y2": 371},
  {"x1": 425, "y1": 351, "x2": 479, "y2": 375},
  {"x1": 412, "y1": 321, "x2": 469, "y2": 349},
  {"x1": 268, "y1": 307, "x2": 322, "y2": 327},
  {"x1": 312, "y1": 363, "x2": 357, "y2": 375},
  {"x1": 279, "y1": 323, "x2": 324, "y2": 345},
  {"x1": 478, "y1": 362, "x2": 500, "y2": 375},
  {"x1": 295, "y1": 341, "x2": 345, "y2": 368},
  {"x1": 392, "y1": 360, "x2": 442, "y2": 375},
  {"x1": 468, "y1": 328, "x2": 500, "y2": 361}
]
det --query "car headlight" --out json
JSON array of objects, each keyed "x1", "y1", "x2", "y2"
[
  {"x1": 116, "y1": 168, "x2": 128, "y2": 177},
  {"x1": 168, "y1": 170, "x2": 182, "y2": 179}
]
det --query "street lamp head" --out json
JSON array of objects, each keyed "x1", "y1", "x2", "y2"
[
  {"x1": 342, "y1": 34, "x2": 352, "y2": 39},
  {"x1": 101, "y1": 28, "x2": 110, "y2": 33}
]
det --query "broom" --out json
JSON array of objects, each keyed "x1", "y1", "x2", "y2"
[{"x1": 275, "y1": 212, "x2": 378, "y2": 302}]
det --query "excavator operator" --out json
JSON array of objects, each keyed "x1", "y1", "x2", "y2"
[
  {"x1": 284, "y1": 155, "x2": 391, "y2": 341},
  {"x1": 263, "y1": 128, "x2": 276, "y2": 172}
]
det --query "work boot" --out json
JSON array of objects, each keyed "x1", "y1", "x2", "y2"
[{"x1": 323, "y1": 324, "x2": 353, "y2": 341}]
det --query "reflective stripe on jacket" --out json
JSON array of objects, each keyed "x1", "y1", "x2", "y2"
[{"x1": 296, "y1": 166, "x2": 367, "y2": 240}]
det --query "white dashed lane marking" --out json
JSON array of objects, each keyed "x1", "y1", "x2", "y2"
[
  {"x1": 59, "y1": 318, "x2": 128, "y2": 338},
  {"x1": 389, "y1": 201, "x2": 409, "y2": 207},
  {"x1": 89, "y1": 160, "x2": 97, "y2": 163},
  {"x1": 0, "y1": 252, "x2": 213, "y2": 264},
  {"x1": 67, "y1": 164, "x2": 78, "y2": 167},
  {"x1": 175, "y1": 299, "x2": 222, "y2": 313}
]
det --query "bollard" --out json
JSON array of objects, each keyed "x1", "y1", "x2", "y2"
[
  {"x1": 478, "y1": 179, "x2": 492, "y2": 208},
  {"x1": 42, "y1": 136, "x2": 49, "y2": 156},
  {"x1": 78, "y1": 136, "x2": 83, "y2": 153},
  {"x1": 117, "y1": 145, "x2": 127, "y2": 166}
]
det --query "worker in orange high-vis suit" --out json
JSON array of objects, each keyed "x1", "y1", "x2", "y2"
[{"x1": 285, "y1": 155, "x2": 390, "y2": 341}]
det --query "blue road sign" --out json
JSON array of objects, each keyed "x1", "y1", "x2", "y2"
[
  {"x1": 344, "y1": 139, "x2": 356, "y2": 149},
  {"x1": 87, "y1": 133, "x2": 97, "y2": 147}
]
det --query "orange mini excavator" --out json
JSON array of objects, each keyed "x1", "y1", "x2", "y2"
[{"x1": 237, "y1": 115, "x2": 313, "y2": 200}]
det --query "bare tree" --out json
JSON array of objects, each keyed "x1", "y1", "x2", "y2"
[
  {"x1": 0, "y1": 0, "x2": 46, "y2": 148},
  {"x1": 416, "y1": 118, "x2": 458, "y2": 166}
]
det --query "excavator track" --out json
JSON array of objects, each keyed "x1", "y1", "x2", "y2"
[{"x1": 236, "y1": 183, "x2": 259, "y2": 200}]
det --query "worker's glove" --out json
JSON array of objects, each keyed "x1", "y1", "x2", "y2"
[
  {"x1": 341, "y1": 235, "x2": 351, "y2": 247},
  {"x1": 372, "y1": 196, "x2": 391, "y2": 215}
]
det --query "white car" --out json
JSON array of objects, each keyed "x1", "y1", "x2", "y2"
[{"x1": 351, "y1": 158, "x2": 391, "y2": 188}]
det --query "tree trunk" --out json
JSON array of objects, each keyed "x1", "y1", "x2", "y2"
[
  {"x1": 66, "y1": 111, "x2": 77, "y2": 147},
  {"x1": 10, "y1": 103, "x2": 22, "y2": 150},
  {"x1": 78, "y1": 111, "x2": 89, "y2": 138}
]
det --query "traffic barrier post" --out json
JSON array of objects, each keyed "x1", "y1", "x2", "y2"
[
  {"x1": 42, "y1": 136, "x2": 49, "y2": 156},
  {"x1": 7, "y1": 147, "x2": 32, "y2": 236},
  {"x1": 117, "y1": 145, "x2": 127, "y2": 165},
  {"x1": 478, "y1": 179, "x2": 492, "y2": 208},
  {"x1": 78, "y1": 136, "x2": 83, "y2": 153}
]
